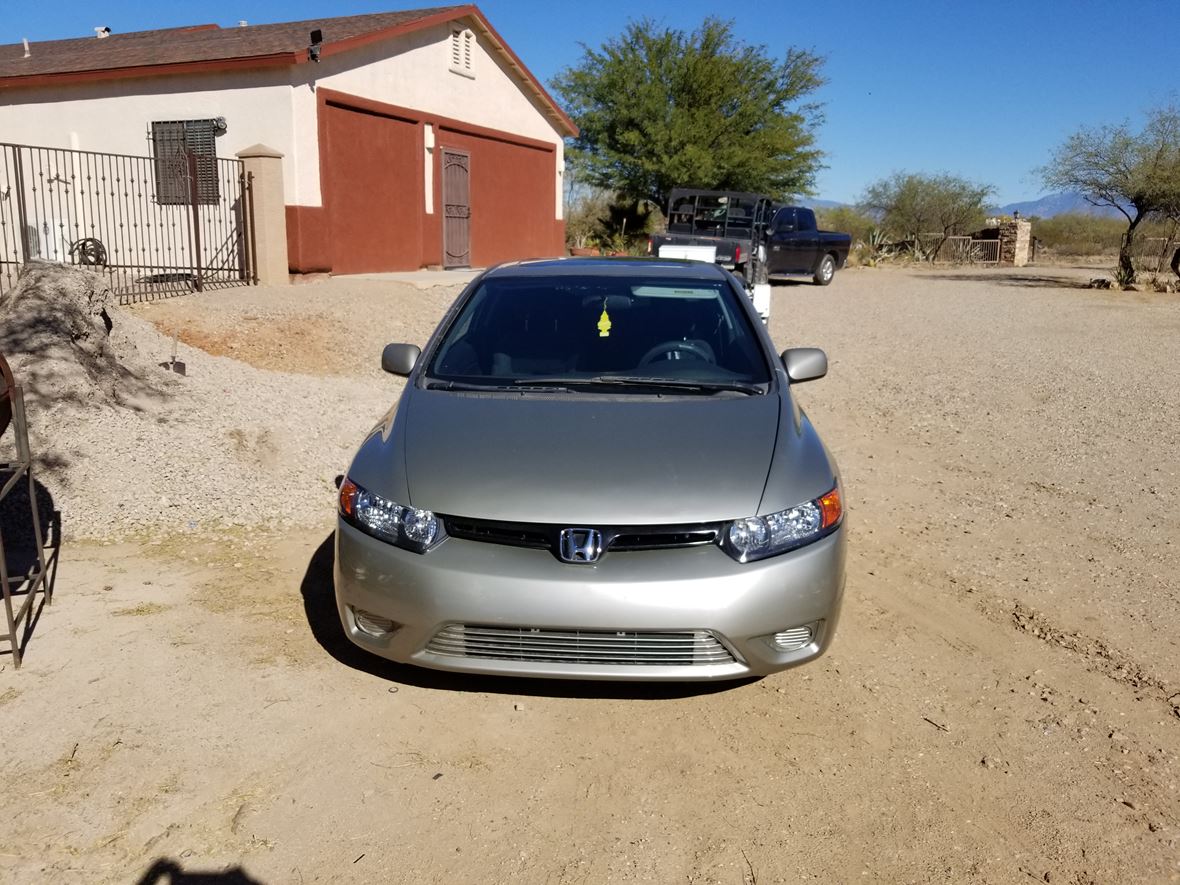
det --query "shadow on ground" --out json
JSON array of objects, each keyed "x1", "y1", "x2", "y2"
[
  {"x1": 135, "y1": 858, "x2": 264, "y2": 884},
  {"x1": 300, "y1": 533, "x2": 752, "y2": 700},
  {"x1": 920, "y1": 272, "x2": 1092, "y2": 289}
]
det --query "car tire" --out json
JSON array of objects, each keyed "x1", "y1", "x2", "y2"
[{"x1": 813, "y1": 254, "x2": 835, "y2": 286}]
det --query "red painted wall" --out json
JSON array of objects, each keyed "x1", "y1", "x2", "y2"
[
  {"x1": 286, "y1": 206, "x2": 332, "y2": 273},
  {"x1": 294, "y1": 88, "x2": 563, "y2": 274},
  {"x1": 321, "y1": 101, "x2": 422, "y2": 275}
]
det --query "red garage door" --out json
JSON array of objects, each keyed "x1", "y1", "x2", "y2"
[{"x1": 323, "y1": 102, "x2": 421, "y2": 274}]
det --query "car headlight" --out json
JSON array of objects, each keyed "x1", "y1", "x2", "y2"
[
  {"x1": 338, "y1": 477, "x2": 443, "y2": 554},
  {"x1": 723, "y1": 484, "x2": 842, "y2": 563}
]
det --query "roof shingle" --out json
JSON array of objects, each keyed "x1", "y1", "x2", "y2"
[
  {"x1": 0, "y1": 7, "x2": 465, "y2": 79},
  {"x1": 0, "y1": 5, "x2": 576, "y2": 136}
]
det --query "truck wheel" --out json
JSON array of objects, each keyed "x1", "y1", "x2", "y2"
[{"x1": 813, "y1": 254, "x2": 835, "y2": 286}]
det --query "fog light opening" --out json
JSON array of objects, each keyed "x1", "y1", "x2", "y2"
[
  {"x1": 353, "y1": 607, "x2": 397, "y2": 637},
  {"x1": 772, "y1": 623, "x2": 816, "y2": 652}
]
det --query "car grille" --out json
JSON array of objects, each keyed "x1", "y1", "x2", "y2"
[
  {"x1": 443, "y1": 516, "x2": 721, "y2": 555},
  {"x1": 443, "y1": 518, "x2": 551, "y2": 549},
  {"x1": 425, "y1": 624, "x2": 737, "y2": 666}
]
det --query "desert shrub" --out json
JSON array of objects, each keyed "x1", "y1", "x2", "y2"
[
  {"x1": 1112, "y1": 262, "x2": 1137, "y2": 288},
  {"x1": 811, "y1": 206, "x2": 875, "y2": 267},
  {"x1": 816, "y1": 206, "x2": 876, "y2": 248},
  {"x1": 565, "y1": 189, "x2": 613, "y2": 249},
  {"x1": 1034, "y1": 214, "x2": 1177, "y2": 264},
  {"x1": 1032, "y1": 213, "x2": 1126, "y2": 256},
  {"x1": 859, "y1": 172, "x2": 993, "y2": 261},
  {"x1": 566, "y1": 190, "x2": 662, "y2": 253}
]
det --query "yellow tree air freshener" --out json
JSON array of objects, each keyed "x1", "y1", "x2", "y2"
[{"x1": 597, "y1": 300, "x2": 612, "y2": 338}]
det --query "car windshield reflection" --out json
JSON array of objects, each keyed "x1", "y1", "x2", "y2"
[{"x1": 426, "y1": 275, "x2": 770, "y2": 391}]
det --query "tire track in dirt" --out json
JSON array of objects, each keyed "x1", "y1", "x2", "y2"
[{"x1": 1006, "y1": 601, "x2": 1180, "y2": 719}]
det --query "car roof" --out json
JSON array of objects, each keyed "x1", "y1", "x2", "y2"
[{"x1": 481, "y1": 257, "x2": 733, "y2": 281}]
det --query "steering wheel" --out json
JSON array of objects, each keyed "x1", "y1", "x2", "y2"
[{"x1": 637, "y1": 339, "x2": 715, "y2": 367}]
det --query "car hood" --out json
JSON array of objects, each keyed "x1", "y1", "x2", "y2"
[{"x1": 397, "y1": 388, "x2": 782, "y2": 524}]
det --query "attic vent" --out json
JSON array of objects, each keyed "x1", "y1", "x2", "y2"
[{"x1": 450, "y1": 28, "x2": 474, "y2": 78}]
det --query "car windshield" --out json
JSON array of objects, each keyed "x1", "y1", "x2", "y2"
[{"x1": 426, "y1": 273, "x2": 771, "y2": 391}]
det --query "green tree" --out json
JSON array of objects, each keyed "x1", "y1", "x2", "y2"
[
  {"x1": 552, "y1": 18, "x2": 826, "y2": 211},
  {"x1": 859, "y1": 173, "x2": 994, "y2": 261},
  {"x1": 1042, "y1": 104, "x2": 1180, "y2": 277}
]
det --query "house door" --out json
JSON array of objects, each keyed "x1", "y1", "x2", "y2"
[{"x1": 442, "y1": 150, "x2": 471, "y2": 268}]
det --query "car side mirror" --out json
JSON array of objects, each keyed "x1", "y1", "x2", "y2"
[
  {"x1": 772, "y1": 217, "x2": 795, "y2": 234},
  {"x1": 382, "y1": 343, "x2": 421, "y2": 376},
  {"x1": 781, "y1": 347, "x2": 827, "y2": 383}
]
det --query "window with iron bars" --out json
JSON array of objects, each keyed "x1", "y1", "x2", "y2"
[{"x1": 151, "y1": 119, "x2": 221, "y2": 205}]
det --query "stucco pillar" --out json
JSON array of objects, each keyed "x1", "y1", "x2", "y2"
[{"x1": 236, "y1": 144, "x2": 289, "y2": 286}]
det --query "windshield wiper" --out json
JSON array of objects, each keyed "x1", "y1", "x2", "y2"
[
  {"x1": 426, "y1": 379, "x2": 570, "y2": 392},
  {"x1": 596, "y1": 376, "x2": 764, "y2": 395},
  {"x1": 426, "y1": 380, "x2": 494, "y2": 390},
  {"x1": 518, "y1": 376, "x2": 764, "y2": 395}
]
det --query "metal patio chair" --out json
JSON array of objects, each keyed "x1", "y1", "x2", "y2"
[{"x1": 0, "y1": 351, "x2": 52, "y2": 669}]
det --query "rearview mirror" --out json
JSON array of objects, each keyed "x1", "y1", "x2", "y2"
[
  {"x1": 382, "y1": 343, "x2": 421, "y2": 376},
  {"x1": 781, "y1": 347, "x2": 827, "y2": 383}
]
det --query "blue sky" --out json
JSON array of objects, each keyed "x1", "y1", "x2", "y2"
[{"x1": 5, "y1": 0, "x2": 1178, "y2": 205}]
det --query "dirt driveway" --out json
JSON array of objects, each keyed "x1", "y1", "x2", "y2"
[{"x1": 3, "y1": 265, "x2": 1178, "y2": 883}]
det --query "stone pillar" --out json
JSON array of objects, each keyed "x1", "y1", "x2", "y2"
[
  {"x1": 998, "y1": 219, "x2": 1033, "y2": 266},
  {"x1": 235, "y1": 144, "x2": 289, "y2": 286}
]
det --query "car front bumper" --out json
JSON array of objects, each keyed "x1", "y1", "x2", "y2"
[{"x1": 333, "y1": 519, "x2": 846, "y2": 681}]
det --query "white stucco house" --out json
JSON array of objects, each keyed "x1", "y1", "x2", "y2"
[{"x1": 0, "y1": 5, "x2": 577, "y2": 275}]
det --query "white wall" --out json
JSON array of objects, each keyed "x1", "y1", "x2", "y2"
[{"x1": 0, "y1": 69, "x2": 299, "y2": 192}]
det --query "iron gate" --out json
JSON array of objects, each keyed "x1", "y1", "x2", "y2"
[
  {"x1": 939, "y1": 236, "x2": 1001, "y2": 264},
  {"x1": 0, "y1": 142, "x2": 256, "y2": 301}
]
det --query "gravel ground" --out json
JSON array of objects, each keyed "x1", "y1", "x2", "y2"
[
  {"x1": 6, "y1": 275, "x2": 463, "y2": 540},
  {"x1": 3, "y1": 261, "x2": 1179, "y2": 883}
]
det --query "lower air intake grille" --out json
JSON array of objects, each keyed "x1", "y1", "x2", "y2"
[{"x1": 426, "y1": 625, "x2": 736, "y2": 666}]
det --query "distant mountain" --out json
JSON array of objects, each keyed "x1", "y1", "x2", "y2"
[
  {"x1": 798, "y1": 198, "x2": 848, "y2": 210},
  {"x1": 795, "y1": 192, "x2": 1130, "y2": 219},
  {"x1": 995, "y1": 191, "x2": 1126, "y2": 219}
]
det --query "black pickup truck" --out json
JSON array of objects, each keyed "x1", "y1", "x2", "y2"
[
  {"x1": 763, "y1": 206, "x2": 852, "y2": 285},
  {"x1": 649, "y1": 188, "x2": 851, "y2": 286}
]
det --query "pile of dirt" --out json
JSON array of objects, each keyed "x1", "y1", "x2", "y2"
[
  {"x1": 0, "y1": 265, "x2": 402, "y2": 541},
  {"x1": 0, "y1": 261, "x2": 169, "y2": 413}
]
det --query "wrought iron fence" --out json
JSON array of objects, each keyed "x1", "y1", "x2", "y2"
[
  {"x1": 1132, "y1": 236, "x2": 1176, "y2": 273},
  {"x1": 939, "y1": 236, "x2": 1000, "y2": 265},
  {"x1": 0, "y1": 142, "x2": 256, "y2": 301}
]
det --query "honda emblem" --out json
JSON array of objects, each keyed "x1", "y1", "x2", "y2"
[{"x1": 558, "y1": 528, "x2": 603, "y2": 564}]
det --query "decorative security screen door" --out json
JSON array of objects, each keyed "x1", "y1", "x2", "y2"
[{"x1": 442, "y1": 149, "x2": 471, "y2": 268}]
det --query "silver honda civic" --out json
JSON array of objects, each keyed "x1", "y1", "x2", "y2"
[{"x1": 334, "y1": 257, "x2": 845, "y2": 681}]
